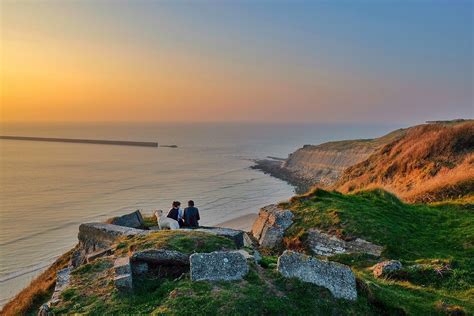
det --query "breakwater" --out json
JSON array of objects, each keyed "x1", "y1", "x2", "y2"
[{"x1": 0, "y1": 136, "x2": 158, "y2": 147}]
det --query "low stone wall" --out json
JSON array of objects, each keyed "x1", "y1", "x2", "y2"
[
  {"x1": 307, "y1": 229, "x2": 383, "y2": 257},
  {"x1": 78, "y1": 222, "x2": 147, "y2": 252},
  {"x1": 277, "y1": 250, "x2": 357, "y2": 301},
  {"x1": 251, "y1": 204, "x2": 293, "y2": 248}
]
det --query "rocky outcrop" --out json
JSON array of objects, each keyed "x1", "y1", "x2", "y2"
[
  {"x1": 194, "y1": 227, "x2": 245, "y2": 248},
  {"x1": 372, "y1": 260, "x2": 403, "y2": 278},
  {"x1": 251, "y1": 204, "x2": 293, "y2": 248},
  {"x1": 190, "y1": 251, "x2": 249, "y2": 281},
  {"x1": 307, "y1": 229, "x2": 383, "y2": 257},
  {"x1": 110, "y1": 210, "x2": 145, "y2": 229},
  {"x1": 277, "y1": 250, "x2": 357, "y2": 301},
  {"x1": 252, "y1": 129, "x2": 406, "y2": 193}
]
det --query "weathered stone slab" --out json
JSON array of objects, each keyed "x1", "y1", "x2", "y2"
[
  {"x1": 251, "y1": 205, "x2": 293, "y2": 248},
  {"x1": 114, "y1": 274, "x2": 133, "y2": 292},
  {"x1": 114, "y1": 256, "x2": 131, "y2": 275},
  {"x1": 307, "y1": 229, "x2": 383, "y2": 257},
  {"x1": 277, "y1": 250, "x2": 357, "y2": 301},
  {"x1": 131, "y1": 249, "x2": 189, "y2": 266},
  {"x1": 110, "y1": 210, "x2": 145, "y2": 229},
  {"x1": 50, "y1": 268, "x2": 71, "y2": 304},
  {"x1": 131, "y1": 249, "x2": 189, "y2": 278},
  {"x1": 193, "y1": 227, "x2": 245, "y2": 248},
  {"x1": 190, "y1": 251, "x2": 249, "y2": 281},
  {"x1": 86, "y1": 247, "x2": 113, "y2": 263},
  {"x1": 78, "y1": 222, "x2": 146, "y2": 252},
  {"x1": 372, "y1": 260, "x2": 402, "y2": 278},
  {"x1": 113, "y1": 256, "x2": 133, "y2": 292}
]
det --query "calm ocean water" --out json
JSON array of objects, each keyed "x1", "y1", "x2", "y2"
[{"x1": 0, "y1": 122, "x2": 398, "y2": 306}]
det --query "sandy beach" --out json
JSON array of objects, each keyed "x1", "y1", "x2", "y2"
[{"x1": 216, "y1": 213, "x2": 258, "y2": 231}]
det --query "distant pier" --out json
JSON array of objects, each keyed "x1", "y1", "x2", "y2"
[{"x1": 0, "y1": 135, "x2": 159, "y2": 148}]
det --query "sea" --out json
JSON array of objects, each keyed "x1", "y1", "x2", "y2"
[{"x1": 0, "y1": 122, "x2": 399, "y2": 307}]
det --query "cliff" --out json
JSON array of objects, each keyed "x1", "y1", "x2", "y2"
[{"x1": 253, "y1": 128, "x2": 406, "y2": 193}]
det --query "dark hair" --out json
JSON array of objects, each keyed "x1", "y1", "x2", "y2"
[
  {"x1": 188, "y1": 200, "x2": 194, "y2": 207},
  {"x1": 172, "y1": 201, "x2": 180, "y2": 207}
]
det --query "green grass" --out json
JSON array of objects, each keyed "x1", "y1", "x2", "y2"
[
  {"x1": 282, "y1": 188, "x2": 474, "y2": 314},
  {"x1": 52, "y1": 259, "x2": 382, "y2": 315},
  {"x1": 46, "y1": 190, "x2": 474, "y2": 315}
]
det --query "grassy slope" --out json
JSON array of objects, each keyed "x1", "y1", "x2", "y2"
[
  {"x1": 336, "y1": 122, "x2": 474, "y2": 203},
  {"x1": 0, "y1": 249, "x2": 73, "y2": 316},
  {"x1": 281, "y1": 189, "x2": 474, "y2": 314}
]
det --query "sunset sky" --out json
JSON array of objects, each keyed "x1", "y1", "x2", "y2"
[{"x1": 1, "y1": 1, "x2": 473, "y2": 123}]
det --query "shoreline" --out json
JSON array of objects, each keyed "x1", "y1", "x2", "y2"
[
  {"x1": 216, "y1": 213, "x2": 258, "y2": 231},
  {"x1": 251, "y1": 158, "x2": 313, "y2": 194}
]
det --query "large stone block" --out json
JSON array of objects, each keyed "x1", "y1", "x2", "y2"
[
  {"x1": 251, "y1": 205, "x2": 293, "y2": 248},
  {"x1": 307, "y1": 229, "x2": 383, "y2": 257},
  {"x1": 193, "y1": 227, "x2": 245, "y2": 248},
  {"x1": 190, "y1": 251, "x2": 249, "y2": 281},
  {"x1": 78, "y1": 222, "x2": 146, "y2": 252},
  {"x1": 110, "y1": 210, "x2": 145, "y2": 229},
  {"x1": 114, "y1": 274, "x2": 133, "y2": 292},
  {"x1": 277, "y1": 250, "x2": 357, "y2": 301}
]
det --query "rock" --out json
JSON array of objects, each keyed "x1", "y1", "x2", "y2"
[
  {"x1": 114, "y1": 274, "x2": 133, "y2": 292},
  {"x1": 38, "y1": 303, "x2": 51, "y2": 316},
  {"x1": 110, "y1": 210, "x2": 145, "y2": 229},
  {"x1": 78, "y1": 223, "x2": 147, "y2": 253},
  {"x1": 193, "y1": 227, "x2": 245, "y2": 248},
  {"x1": 372, "y1": 260, "x2": 402, "y2": 278},
  {"x1": 190, "y1": 251, "x2": 249, "y2": 281},
  {"x1": 114, "y1": 257, "x2": 133, "y2": 292},
  {"x1": 131, "y1": 249, "x2": 189, "y2": 265},
  {"x1": 86, "y1": 247, "x2": 113, "y2": 263},
  {"x1": 277, "y1": 250, "x2": 357, "y2": 301},
  {"x1": 131, "y1": 249, "x2": 189, "y2": 278},
  {"x1": 307, "y1": 229, "x2": 383, "y2": 257},
  {"x1": 50, "y1": 268, "x2": 71, "y2": 304},
  {"x1": 243, "y1": 232, "x2": 255, "y2": 247},
  {"x1": 114, "y1": 256, "x2": 131, "y2": 275},
  {"x1": 251, "y1": 204, "x2": 293, "y2": 248}
]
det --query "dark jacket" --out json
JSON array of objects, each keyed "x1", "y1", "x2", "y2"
[
  {"x1": 167, "y1": 207, "x2": 179, "y2": 221},
  {"x1": 184, "y1": 206, "x2": 200, "y2": 228}
]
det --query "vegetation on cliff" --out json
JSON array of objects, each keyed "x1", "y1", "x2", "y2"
[
  {"x1": 336, "y1": 121, "x2": 474, "y2": 203},
  {"x1": 281, "y1": 188, "x2": 474, "y2": 314}
]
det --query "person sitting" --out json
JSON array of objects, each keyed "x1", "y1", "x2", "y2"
[
  {"x1": 167, "y1": 201, "x2": 184, "y2": 227},
  {"x1": 183, "y1": 200, "x2": 200, "y2": 228}
]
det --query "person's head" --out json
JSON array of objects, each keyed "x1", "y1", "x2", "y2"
[
  {"x1": 188, "y1": 200, "x2": 194, "y2": 207},
  {"x1": 172, "y1": 201, "x2": 180, "y2": 208}
]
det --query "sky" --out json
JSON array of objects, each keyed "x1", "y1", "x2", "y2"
[{"x1": 1, "y1": 0, "x2": 473, "y2": 124}]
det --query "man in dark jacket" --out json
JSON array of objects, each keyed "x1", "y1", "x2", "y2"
[{"x1": 184, "y1": 200, "x2": 200, "y2": 228}]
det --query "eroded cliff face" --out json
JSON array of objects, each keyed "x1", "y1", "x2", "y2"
[
  {"x1": 283, "y1": 144, "x2": 375, "y2": 185},
  {"x1": 252, "y1": 129, "x2": 406, "y2": 193}
]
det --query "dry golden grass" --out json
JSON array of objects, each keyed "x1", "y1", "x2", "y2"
[
  {"x1": 335, "y1": 122, "x2": 474, "y2": 203},
  {"x1": 0, "y1": 249, "x2": 73, "y2": 316}
]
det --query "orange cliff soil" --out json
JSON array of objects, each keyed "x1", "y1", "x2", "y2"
[{"x1": 334, "y1": 121, "x2": 474, "y2": 203}]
